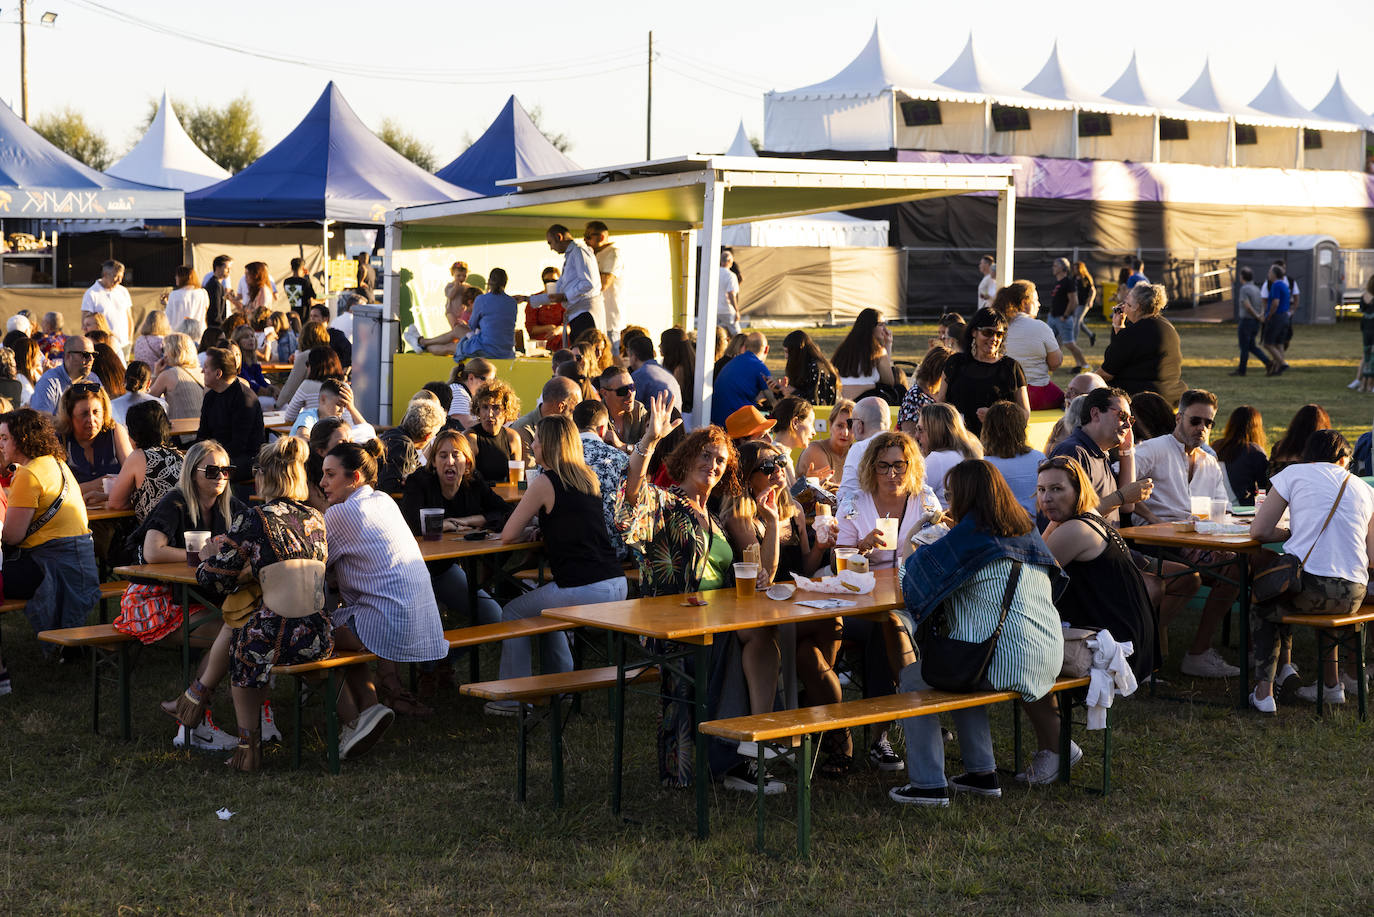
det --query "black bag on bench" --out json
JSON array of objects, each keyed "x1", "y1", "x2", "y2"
[
  {"x1": 918, "y1": 561, "x2": 1021, "y2": 693},
  {"x1": 1, "y1": 470, "x2": 70, "y2": 600}
]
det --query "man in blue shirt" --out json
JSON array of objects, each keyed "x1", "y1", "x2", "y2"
[
  {"x1": 1261, "y1": 264, "x2": 1292, "y2": 375},
  {"x1": 1125, "y1": 256, "x2": 1148, "y2": 290},
  {"x1": 456, "y1": 267, "x2": 518, "y2": 359},
  {"x1": 625, "y1": 335, "x2": 681, "y2": 414},
  {"x1": 710, "y1": 331, "x2": 786, "y2": 426},
  {"x1": 31, "y1": 335, "x2": 102, "y2": 414}
]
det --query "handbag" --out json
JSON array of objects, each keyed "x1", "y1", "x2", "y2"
[
  {"x1": 919, "y1": 561, "x2": 1021, "y2": 693},
  {"x1": 1251, "y1": 474, "x2": 1350, "y2": 604},
  {"x1": 1060, "y1": 627, "x2": 1097, "y2": 678},
  {"x1": 1, "y1": 461, "x2": 71, "y2": 600}
]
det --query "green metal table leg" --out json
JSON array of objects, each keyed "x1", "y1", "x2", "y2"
[
  {"x1": 1059, "y1": 693, "x2": 1073, "y2": 785},
  {"x1": 90, "y1": 646, "x2": 101, "y2": 735},
  {"x1": 516, "y1": 703, "x2": 528, "y2": 802},
  {"x1": 755, "y1": 745, "x2": 766, "y2": 854},
  {"x1": 1356, "y1": 625, "x2": 1367, "y2": 722},
  {"x1": 179, "y1": 584, "x2": 192, "y2": 689},
  {"x1": 1012, "y1": 701, "x2": 1022, "y2": 775},
  {"x1": 324, "y1": 671, "x2": 340, "y2": 775},
  {"x1": 1237, "y1": 553, "x2": 1251, "y2": 709},
  {"x1": 610, "y1": 634, "x2": 625, "y2": 815},
  {"x1": 695, "y1": 641, "x2": 710, "y2": 841},
  {"x1": 292, "y1": 677, "x2": 304, "y2": 769},
  {"x1": 118, "y1": 644, "x2": 131, "y2": 740},
  {"x1": 1315, "y1": 631, "x2": 1325, "y2": 719},
  {"x1": 466, "y1": 559, "x2": 481, "y2": 684},
  {"x1": 797, "y1": 733, "x2": 813, "y2": 858},
  {"x1": 1102, "y1": 705, "x2": 1113, "y2": 795},
  {"x1": 551, "y1": 695, "x2": 564, "y2": 809}
]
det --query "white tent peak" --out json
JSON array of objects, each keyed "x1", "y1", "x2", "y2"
[
  {"x1": 1312, "y1": 73, "x2": 1374, "y2": 130},
  {"x1": 725, "y1": 121, "x2": 757, "y2": 157},
  {"x1": 770, "y1": 22, "x2": 950, "y2": 100},
  {"x1": 106, "y1": 91, "x2": 230, "y2": 191},
  {"x1": 1247, "y1": 67, "x2": 1324, "y2": 123},
  {"x1": 935, "y1": 32, "x2": 1021, "y2": 98},
  {"x1": 1176, "y1": 58, "x2": 1232, "y2": 114},
  {"x1": 1020, "y1": 40, "x2": 1151, "y2": 114}
]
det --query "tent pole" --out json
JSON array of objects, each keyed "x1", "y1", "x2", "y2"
[
  {"x1": 982, "y1": 101, "x2": 991, "y2": 155},
  {"x1": 995, "y1": 177, "x2": 1015, "y2": 286},
  {"x1": 322, "y1": 220, "x2": 332, "y2": 318},
  {"x1": 1071, "y1": 109, "x2": 1079, "y2": 160},
  {"x1": 1226, "y1": 119, "x2": 1236, "y2": 168},
  {"x1": 1151, "y1": 115, "x2": 1160, "y2": 163},
  {"x1": 381, "y1": 220, "x2": 398, "y2": 427},
  {"x1": 693, "y1": 177, "x2": 725, "y2": 425},
  {"x1": 678, "y1": 230, "x2": 696, "y2": 330}
]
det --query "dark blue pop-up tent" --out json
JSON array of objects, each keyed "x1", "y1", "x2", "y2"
[
  {"x1": 435, "y1": 95, "x2": 579, "y2": 196},
  {"x1": 187, "y1": 82, "x2": 474, "y2": 225},
  {"x1": 0, "y1": 98, "x2": 183, "y2": 220}
]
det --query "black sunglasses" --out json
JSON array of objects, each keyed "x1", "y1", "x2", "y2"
[
  {"x1": 1187, "y1": 416, "x2": 1215, "y2": 428},
  {"x1": 70, "y1": 382, "x2": 101, "y2": 394},
  {"x1": 67, "y1": 351, "x2": 95, "y2": 361},
  {"x1": 753, "y1": 460, "x2": 782, "y2": 476},
  {"x1": 601, "y1": 383, "x2": 634, "y2": 398},
  {"x1": 202, "y1": 464, "x2": 237, "y2": 480}
]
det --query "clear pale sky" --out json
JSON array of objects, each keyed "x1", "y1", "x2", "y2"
[{"x1": 4, "y1": 0, "x2": 1373, "y2": 172}]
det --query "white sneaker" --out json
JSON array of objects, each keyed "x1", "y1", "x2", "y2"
[
  {"x1": 1340, "y1": 672, "x2": 1365, "y2": 695},
  {"x1": 339, "y1": 703, "x2": 394, "y2": 761},
  {"x1": 483, "y1": 699, "x2": 522, "y2": 718},
  {"x1": 261, "y1": 700, "x2": 282, "y2": 743},
  {"x1": 1296, "y1": 682, "x2": 1346, "y2": 705},
  {"x1": 402, "y1": 325, "x2": 422, "y2": 354},
  {"x1": 736, "y1": 740, "x2": 783, "y2": 761},
  {"x1": 1348, "y1": 379, "x2": 1361, "y2": 389},
  {"x1": 1015, "y1": 741, "x2": 1083, "y2": 785},
  {"x1": 174, "y1": 711, "x2": 239, "y2": 751},
  {"x1": 1249, "y1": 691, "x2": 1277, "y2": 714},
  {"x1": 1180, "y1": 648, "x2": 1241, "y2": 678}
]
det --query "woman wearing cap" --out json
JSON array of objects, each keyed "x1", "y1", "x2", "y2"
[{"x1": 939, "y1": 307, "x2": 1028, "y2": 437}]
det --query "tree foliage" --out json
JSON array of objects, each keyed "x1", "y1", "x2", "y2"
[
  {"x1": 139, "y1": 95, "x2": 264, "y2": 173},
  {"x1": 33, "y1": 108, "x2": 113, "y2": 170},
  {"x1": 376, "y1": 118, "x2": 436, "y2": 171},
  {"x1": 526, "y1": 105, "x2": 573, "y2": 154}
]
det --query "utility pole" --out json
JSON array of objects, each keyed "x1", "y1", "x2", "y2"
[
  {"x1": 19, "y1": 0, "x2": 29, "y2": 122},
  {"x1": 645, "y1": 30, "x2": 653, "y2": 160}
]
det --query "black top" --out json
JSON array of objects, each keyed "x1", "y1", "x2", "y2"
[
  {"x1": 941, "y1": 352, "x2": 1026, "y2": 436},
  {"x1": 792, "y1": 357, "x2": 837, "y2": 407},
  {"x1": 196, "y1": 379, "x2": 264, "y2": 483},
  {"x1": 282, "y1": 276, "x2": 317, "y2": 322},
  {"x1": 205, "y1": 276, "x2": 227, "y2": 328},
  {"x1": 65, "y1": 430, "x2": 119, "y2": 482},
  {"x1": 470, "y1": 424, "x2": 515, "y2": 485},
  {"x1": 328, "y1": 327, "x2": 352, "y2": 369},
  {"x1": 127, "y1": 489, "x2": 246, "y2": 564},
  {"x1": 400, "y1": 467, "x2": 510, "y2": 534},
  {"x1": 541, "y1": 473, "x2": 621, "y2": 588},
  {"x1": 1049, "y1": 277, "x2": 1073, "y2": 318},
  {"x1": 1076, "y1": 278, "x2": 1094, "y2": 314},
  {"x1": 1056, "y1": 514, "x2": 1156, "y2": 678},
  {"x1": 377, "y1": 428, "x2": 418, "y2": 493},
  {"x1": 1100, "y1": 315, "x2": 1185, "y2": 404},
  {"x1": 1222, "y1": 442, "x2": 1270, "y2": 506}
]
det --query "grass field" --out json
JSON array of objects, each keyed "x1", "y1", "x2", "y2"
[{"x1": 3, "y1": 317, "x2": 1374, "y2": 915}]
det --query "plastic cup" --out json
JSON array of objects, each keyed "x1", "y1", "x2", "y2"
[
  {"x1": 815, "y1": 502, "x2": 831, "y2": 517},
  {"x1": 101, "y1": 476, "x2": 115, "y2": 497},
  {"x1": 1190, "y1": 495, "x2": 1211, "y2": 520},
  {"x1": 733, "y1": 563, "x2": 759, "y2": 598},
  {"x1": 875, "y1": 517, "x2": 899, "y2": 550},
  {"x1": 1211, "y1": 498, "x2": 1229, "y2": 523},
  {"x1": 508, "y1": 461, "x2": 524, "y2": 485},
  {"x1": 544, "y1": 282, "x2": 557, "y2": 295},
  {"x1": 184, "y1": 530, "x2": 211, "y2": 567},
  {"x1": 834, "y1": 547, "x2": 857, "y2": 573},
  {"x1": 419, "y1": 508, "x2": 444, "y2": 541},
  {"x1": 847, "y1": 555, "x2": 870, "y2": 574}
]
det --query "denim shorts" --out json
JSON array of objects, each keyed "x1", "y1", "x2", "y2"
[{"x1": 1047, "y1": 315, "x2": 1077, "y2": 344}]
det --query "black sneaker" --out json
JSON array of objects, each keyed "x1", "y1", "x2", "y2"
[
  {"x1": 868, "y1": 738, "x2": 904, "y2": 772},
  {"x1": 888, "y1": 784, "x2": 949, "y2": 807},
  {"x1": 948, "y1": 771, "x2": 1001, "y2": 798},
  {"x1": 722, "y1": 759, "x2": 785, "y2": 795}
]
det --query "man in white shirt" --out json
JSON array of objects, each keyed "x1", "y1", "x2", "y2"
[
  {"x1": 81, "y1": 259, "x2": 134, "y2": 356},
  {"x1": 977, "y1": 254, "x2": 997, "y2": 309},
  {"x1": 584, "y1": 221, "x2": 623, "y2": 350},
  {"x1": 719, "y1": 249, "x2": 741, "y2": 336},
  {"x1": 837, "y1": 397, "x2": 891, "y2": 516},
  {"x1": 1133, "y1": 388, "x2": 1241, "y2": 678},
  {"x1": 515, "y1": 225, "x2": 603, "y2": 345}
]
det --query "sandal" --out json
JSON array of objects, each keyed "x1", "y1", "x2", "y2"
[
  {"x1": 381, "y1": 688, "x2": 434, "y2": 718},
  {"x1": 160, "y1": 680, "x2": 209, "y2": 727},
  {"x1": 819, "y1": 752, "x2": 854, "y2": 780},
  {"x1": 227, "y1": 728, "x2": 261, "y2": 773}
]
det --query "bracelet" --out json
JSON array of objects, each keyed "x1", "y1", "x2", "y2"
[
  {"x1": 1118, "y1": 450, "x2": 1133, "y2": 457},
  {"x1": 1109, "y1": 490, "x2": 1122, "y2": 506},
  {"x1": 633, "y1": 442, "x2": 652, "y2": 457}
]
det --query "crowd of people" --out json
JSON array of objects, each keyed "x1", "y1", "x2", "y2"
[{"x1": 0, "y1": 246, "x2": 1369, "y2": 814}]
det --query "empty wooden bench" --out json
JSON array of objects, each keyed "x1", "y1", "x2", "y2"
[
  {"x1": 273, "y1": 616, "x2": 580, "y2": 773},
  {"x1": 699, "y1": 676, "x2": 1099, "y2": 856},
  {"x1": 1279, "y1": 605, "x2": 1374, "y2": 719},
  {"x1": 461, "y1": 664, "x2": 660, "y2": 807}
]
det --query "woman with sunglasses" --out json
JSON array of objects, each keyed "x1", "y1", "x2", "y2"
[
  {"x1": 106, "y1": 401, "x2": 183, "y2": 522},
  {"x1": 798, "y1": 397, "x2": 855, "y2": 488},
  {"x1": 466, "y1": 379, "x2": 524, "y2": 485},
  {"x1": 55, "y1": 382, "x2": 132, "y2": 508},
  {"x1": 939, "y1": 306, "x2": 1028, "y2": 437}
]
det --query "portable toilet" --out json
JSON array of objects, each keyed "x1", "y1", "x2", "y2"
[{"x1": 1235, "y1": 235, "x2": 1341, "y2": 325}]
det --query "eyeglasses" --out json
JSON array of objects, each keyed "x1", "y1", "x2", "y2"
[
  {"x1": 70, "y1": 382, "x2": 101, "y2": 394},
  {"x1": 976, "y1": 328, "x2": 1005, "y2": 340},
  {"x1": 67, "y1": 352, "x2": 95, "y2": 362},
  {"x1": 1187, "y1": 415, "x2": 1215, "y2": 428},
  {"x1": 202, "y1": 464, "x2": 237, "y2": 480},
  {"x1": 1108, "y1": 406, "x2": 1135, "y2": 425},
  {"x1": 875, "y1": 461, "x2": 909, "y2": 475},
  {"x1": 754, "y1": 460, "x2": 782, "y2": 476},
  {"x1": 1037, "y1": 456, "x2": 1077, "y2": 473},
  {"x1": 602, "y1": 384, "x2": 634, "y2": 398}
]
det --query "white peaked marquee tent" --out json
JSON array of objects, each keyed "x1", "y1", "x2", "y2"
[{"x1": 107, "y1": 93, "x2": 229, "y2": 191}]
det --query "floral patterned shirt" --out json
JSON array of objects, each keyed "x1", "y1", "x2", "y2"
[
  {"x1": 197, "y1": 498, "x2": 328, "y2": 616},
  {"x1": 614, "y1": 481, "x2": 729, "y2": 597}
]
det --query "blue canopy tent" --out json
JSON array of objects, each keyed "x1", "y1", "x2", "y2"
[
  {"x1": 0, "y1": 98, "x2": 183, "y2": 287},
  {"x1": 435, "y1": 95, "x2": 579, "y2": 195}
]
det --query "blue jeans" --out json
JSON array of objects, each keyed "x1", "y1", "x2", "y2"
[
  {"x1": 1047, "y1": 315, "x2": 1077, "y2": 344},
  {"x1": 1237, "y1": 317, "x2": 1269, "y2": 371},
  {"x1": 498, "y1": 576, "x2": 628, "y2": 679},
  {"x1": 431, "y1": 563, "x2": 501, "y2": 627},
  {"x1": 897, "y1": 662, "x2": 996, "y2": 788}
]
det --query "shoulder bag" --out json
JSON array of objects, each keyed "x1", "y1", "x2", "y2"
[
  {"x1": 920, "y1": 561, "x2": 1022, "y2": 693},
  {"x1": 1251, "y1": 474, "x2": 1350, "y2": 604},
  {"x1": 2, "y1": 459, "x2": 72, "y2": 599}
]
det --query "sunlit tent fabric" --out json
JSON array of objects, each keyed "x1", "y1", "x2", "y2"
[
  {"x1": 1018, "y1": 41, "x2": 1156, "y2": 162},
  {"x1": 1312, "y1": 74, "x2": 1374, "y2": 131},
  {"x1": 1245, "y1": 68, "x2": 1364, "y2": 171},
  {"x1": 435, "y1": 95, "x2": 579, "y2": 196},
  {"x1": 1100, "y1": 52, "x2": 1231, "y2": 166},
  {"x1": 0, "y1": 98, "x2": 182, "y2": 220},
  {"x1": 186, "y1": 82, "x2": 474, "y2": 224},
  {"x1": 107, "y1": 92, "x2": 229, "y2": 192}
]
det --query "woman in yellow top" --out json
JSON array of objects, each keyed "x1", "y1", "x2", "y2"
[{"x1": 0, "y1": 407, "x2": 101, "y2": 653}]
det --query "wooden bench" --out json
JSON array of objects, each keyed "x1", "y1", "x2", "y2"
[
  {"x1": 699, "y1": 676, "x2": 1100, "y2": 856},
  {"x1": 1278, "y1": 606, "x2": 1374, "y2": 720},
  {"x1": 273, "y1": 617, "x2": 579, "y2": 773},
  {"x1": 461, "y1": 664, "x2": 660, "y2": 807}
]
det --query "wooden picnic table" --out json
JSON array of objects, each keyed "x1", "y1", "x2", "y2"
[
  {"x1": 88, "y1": 507, "x2": 135, "y2": 522},
  {"x1": 1119, "y1": 522, "x2": 1265, "y2": 706},
  {"x1": 169, "y1": 417, "x2": 199, "y2": 437},
  {"x1": 543, "y1": 568, "x2": 904, "y2": 840}
]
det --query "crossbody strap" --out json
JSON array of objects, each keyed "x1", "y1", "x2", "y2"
[
  {"x1": 986, "y1": 560, "x2": 1023, "y2": 644},
  {"x1": 24, "y1": 457, "x2": 71, "y2": 539},
  {"x1": 1299, "y1": 473, "x2": 1351, "y2": 567}
]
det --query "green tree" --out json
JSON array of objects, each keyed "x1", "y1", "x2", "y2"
[
  {"x1": 138, "y1": 95, "x2": 264, "y2": 173},
  {"x1": 376, "y1": 118, "x2": 435, "y2": 171},
  {"x1": 526, "y1": 104, "x2": 573, "y2": 154},
  {"x1": 33, "y1": 107, "x2": 112, "y2": 170}
]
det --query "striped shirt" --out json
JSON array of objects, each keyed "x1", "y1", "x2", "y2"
[
  {"x1": 324, "y1": 486, "x2": 448, "y2": 663},
  {"x1": 943, "y1": 558, "x2": 1064, "y2": 702}
]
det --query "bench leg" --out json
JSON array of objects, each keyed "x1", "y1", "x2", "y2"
[
  {"x1": 466, "y1": 559, "x2": 482, "y2": 685},
  {"x1": 516, "y1": 703, "x2": 528, "y2": 803},
  {"x1": 1011, "y1": 702, "x2": 1022, "y2": 777},
  {"x1": 1357, "y1": 625, "x2": 1367, "y2": 722},
  {"x1": 1314, "y1": 631, "x2": 1326, "y2": 719},
  {"x1": 1102, "y1": 705, "x2": 1113, "y2": 796},
  {"x1": 1058, "y1": 693, "x2": 1073, "y2": 786},
  {"x1": 118, "y1": 644, "x2": 131, "y2": 741},
  {"x1": 797, "y1": 733, "x2": 813, "y2": 858},
  {"x1": 550, "y1": 695, "x2": 564, "y2": 809},
  {"x1": 694, "y1": 641, "x2": 710, "y2": 841},
  {"x1": 90, "y1": 645, "x2": 101, "y2": 735},
  {"x1": 292, "y1": 677, "x2": 304, "y2": 770},
  {"x1": 611, "y1": 634, "x2": 625, "y2": 816},
  {"x1": 324, "y1": 671, "x2": 340, "y2": 775}
]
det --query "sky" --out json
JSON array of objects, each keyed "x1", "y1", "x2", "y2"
[{"x1": 3, "y1": 0, "x2": 1373, "y2": 173}]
